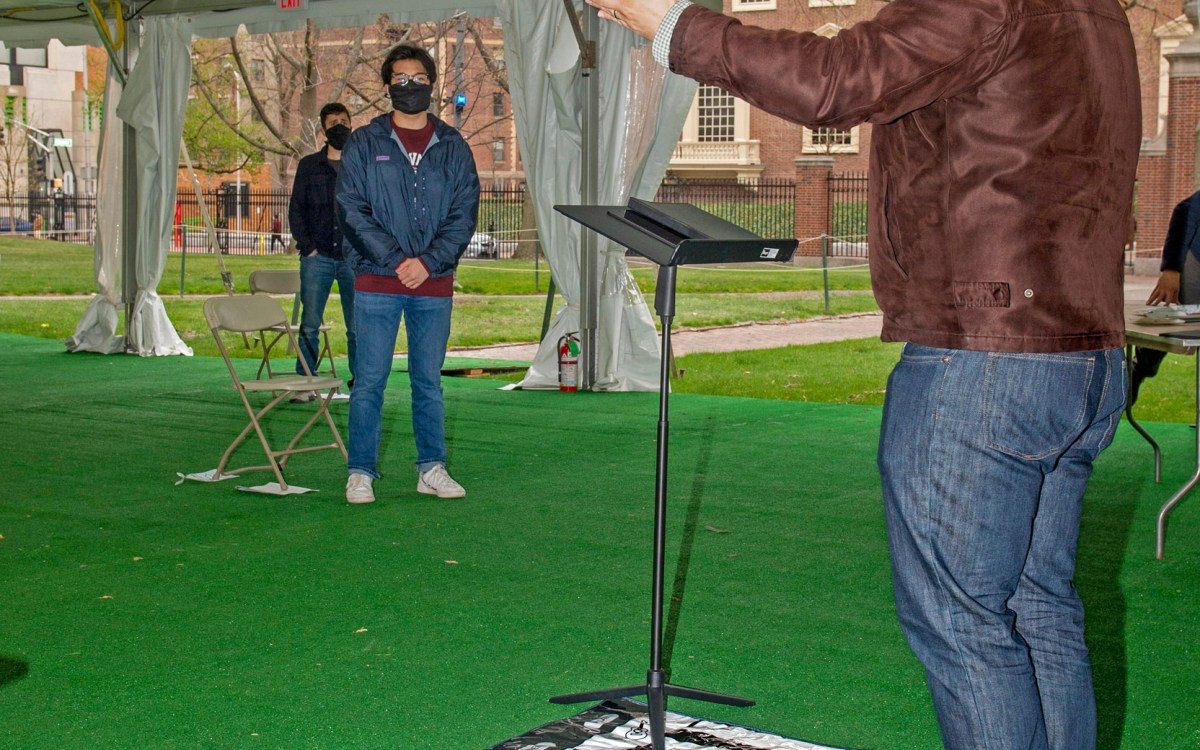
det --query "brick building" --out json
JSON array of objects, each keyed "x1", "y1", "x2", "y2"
[{"x1": 1133, "y1": 1, "x2": 1200, "y2": 269}]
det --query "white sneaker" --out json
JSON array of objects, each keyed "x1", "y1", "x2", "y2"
[
  {"x1": 346, "y1": 474, "x2": 375, "y2": 504},
  {"x1": 289, "y1": 390, "x2": 318, "y2": 404},
  {"x1": 417, "y1": 465, "x2": 466, "y2": 499}
]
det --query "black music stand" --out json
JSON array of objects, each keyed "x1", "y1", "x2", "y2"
[{"x1": 551, "y1": 198, "x2": 798, "y2": 750}]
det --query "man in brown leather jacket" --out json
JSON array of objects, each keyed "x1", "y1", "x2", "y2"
[{"x1": 590, "y1": 2, "x2": 1139, "y2": 748}]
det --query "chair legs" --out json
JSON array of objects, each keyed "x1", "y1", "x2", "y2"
[
  {"x1": 255, "y1": 325, "x2": 337, "y2": 380},
  {"x1": 214, "y1": 388, "x2": 347, "y2": 491},
  {"x1": 318, "y1": 328, "x2": 337, "y2": 377}
]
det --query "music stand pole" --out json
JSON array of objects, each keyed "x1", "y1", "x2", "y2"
[{"x1": 551, "y1": 264, "x2": 753, "y2": 750}]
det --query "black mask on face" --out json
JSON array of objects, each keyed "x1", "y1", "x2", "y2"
[
  {"x1": 324, "y1": 123, "x2": 351, "y2": 151},
  {"x1": 389, "y1": 82, "x2": 433, "y2": 115}
]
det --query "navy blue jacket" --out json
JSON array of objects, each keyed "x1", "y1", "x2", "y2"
[
  {"x1": 336, "y1": 113, "x2": 479, "y2": 278},
  {"x1": 1161, "y1": 191, "x2": 1200, "y2": 273},
  {"x1": 288, "y1": 145, "x2": 344, "y2": 259}
]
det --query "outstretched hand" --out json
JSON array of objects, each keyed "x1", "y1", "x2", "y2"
[{"x1": 584, "y1": 0, "x2": 676, "y2": 42}]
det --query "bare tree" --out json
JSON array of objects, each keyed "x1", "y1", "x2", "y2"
[
  {"x1": 185, "y1": 15, "x2": 513, "y2": 188},
  {"x1": 0, "y1": 121, "x2": 36, "y2": 233}
]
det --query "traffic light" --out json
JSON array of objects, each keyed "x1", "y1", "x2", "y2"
[
  {"x1": 454, "y1": 92, "x2": 467, "y2": 112},
  {"x1": 28, "y1": 146, "x2": 46, "y2": 187}
]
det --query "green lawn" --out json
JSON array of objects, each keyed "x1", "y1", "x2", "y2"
[
  {"x1": 0, "y1": 236, "x2": 872, "y2": 297},
  {"x1": 0, "y1": 233, "x2": 880, "y2": 355},
  {"x1": 1, "y1": 235, "x2": 1194, "y2": 424}
]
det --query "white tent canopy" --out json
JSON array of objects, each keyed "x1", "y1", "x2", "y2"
[{"x1": 0, "y1": 0, "x2": 704, "y2": 389}]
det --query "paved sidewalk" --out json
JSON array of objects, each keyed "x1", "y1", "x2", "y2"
[
  {"x1": 450, "y1": 312, "x2": 885, "y2": 361},
  {"x1": 451, "y1": 273, "x2": 1161, "y2": 362}
]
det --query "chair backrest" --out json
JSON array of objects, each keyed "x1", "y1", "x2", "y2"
[
  {"x1": 204, "y1": 294, "x2": 289, "y2": 334},
  {"x1": 249, "y1": 269, "x2": 300, "y2": 296}
]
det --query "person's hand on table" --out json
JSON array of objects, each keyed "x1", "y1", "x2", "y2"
[
  {"x1": 1147, "y1": 270, "x2": 1181, "y2": 306},
  {"x1": 585, "y1": 0, "x2": 675, "y2": 41}
]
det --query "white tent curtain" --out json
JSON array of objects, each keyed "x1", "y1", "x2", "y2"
[
  {"x1": 66, "y1": 16, "x2": 193, "y2": 356},
  {"x1": 65, "y1": 64, "x2": 126, "y2": 354},
  {"x1": 60, "y1": 1, "x2": 694, "y2": 366},
  {"x1": 499, "y1": 0, "x2": 697, "y2": 391},
  {"x1": 121, "y1": 16, "x2": 194, "y2": 356}
]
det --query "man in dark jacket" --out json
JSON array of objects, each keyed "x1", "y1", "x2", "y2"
[
  {"x1": 1132, "y1": 190, "x2": 1200, "y2": 401},
  {"x1": 590, "y1": 2, "x2": 1139, "y2": 749},
  {"x1": 337, "y1": 45, "x2": 479, "y2": 505},
  {"x1": 288, "y1": 102, "x2": 356, "y2": 392}
]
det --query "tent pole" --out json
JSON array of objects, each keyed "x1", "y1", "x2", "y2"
[
  {"x1": 578, "y1": 3, "x2": 600, "y2": 390},
  {"x1": 121, "y1": 18, "x2": 139, "y2": 352},
  {"x1": 85, "y1": 0, "x2": 127, "y2": 86}
]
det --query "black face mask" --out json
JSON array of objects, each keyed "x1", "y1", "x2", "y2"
[
  {"x1": 389, "y1": 82, "x2": 433, "y2": 115},
  {"x1": 324, "y1": 123, "x2": 351, "y2": 151}
]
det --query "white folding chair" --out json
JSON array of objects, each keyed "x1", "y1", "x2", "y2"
[
  {"x1": 249, "y1": 269, "x2": 336, "y2": 379},
  {"x1": 203, "y1": 294, "x2": 346, "y2": 492}
]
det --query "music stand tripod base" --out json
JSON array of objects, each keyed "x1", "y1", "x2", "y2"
[{"x1": 550, "y1": 200, "x2": 796, "y2": 750}]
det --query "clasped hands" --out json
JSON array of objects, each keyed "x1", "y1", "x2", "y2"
[{"x1": 395, "y1": 257, "x2": 431, "y2": 289}]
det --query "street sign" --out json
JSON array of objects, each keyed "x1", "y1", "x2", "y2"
[{"x1": 50, "y1": 137, "x2": 72, "y2": 148}]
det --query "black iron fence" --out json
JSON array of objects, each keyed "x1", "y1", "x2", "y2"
[
  {"x1": 655, "y1": 177, "x2": 795, "y2": 239},
  {"x1": 827, "y1": 172, "x2": 869, "y2": 258},
  {"x1": 7, "y1": 176, "x2": 871, "y2": 261},
  {"x1": 174, "y1": 188, "x2": 291, "y2": 255},
  {"x1": 0, "y1": 193, "x2": 97, "y2": 243},
  {"x1": 472, "y1": 181, "x2": 525, "y2": 259},
  {"x1": 171, "y1": 182, "x2": 529, "y2": 259}
]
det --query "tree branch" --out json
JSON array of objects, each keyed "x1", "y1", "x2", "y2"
[
  {"x1": 467, "y1": 21, "x2": 508, "y2": 94},
  {"x1": 230, "y1": 35, "x2": 301, "y2": 158},
  {"x1": 192, "y1": 66, "x2": 294, "y2": 158}
]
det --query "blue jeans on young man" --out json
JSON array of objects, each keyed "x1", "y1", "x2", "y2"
[
  {"x1": 878, "y1": 344, "x2": 1126, "y2": 750},
  {"x1": 348, "y1": 290, "x2": 452, "y2": 479},
  {"x1": 296, "y1": 253, "x2": 356, "y2": 379}
]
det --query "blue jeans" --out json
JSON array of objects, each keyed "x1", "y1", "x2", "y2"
[
  {"x1": 878, "y1": 345, "x2": 1126, "y2": 750},
  {"x1": 348, "y1": 291, "x2": 452, "y2": 478},
  {"x1": 296, "y1": 253, "x2": 357, "y2": 379}
]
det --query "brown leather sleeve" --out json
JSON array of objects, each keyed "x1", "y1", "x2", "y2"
[{"x1": 668, "y1": 0, "x2": 1011, "y2": 130}]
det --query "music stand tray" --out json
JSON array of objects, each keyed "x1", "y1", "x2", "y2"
[{"x1": 550, "y1": 199, "x2": 798, "y2": 750}]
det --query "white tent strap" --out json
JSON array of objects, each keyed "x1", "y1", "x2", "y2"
[{"x1": 180, "y1": 138, "x2": 235, "y2": 293}]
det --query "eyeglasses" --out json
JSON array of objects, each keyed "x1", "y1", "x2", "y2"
[{"x1": 391, "y1": 72, "x2": 431, "y2": 87}]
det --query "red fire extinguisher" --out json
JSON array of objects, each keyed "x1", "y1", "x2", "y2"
[{"x1": 558, "y1": 333, "x2": 580, "y2": 392}]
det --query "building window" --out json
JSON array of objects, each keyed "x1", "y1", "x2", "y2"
[
  {"x1": 803, "y1": 126, "x2": 859, "y2": 154},
  {"x1": 733, "y1": 0, "x2": 777, "y2": 10},
  {"x1": 809, "y1": 0, "x2": 854, "y2": 6},
  {"x1": 492, "y1": 138, "x2": 505, "y2": 163},
  {"x1": 493, "y1": 92, "x2": 505, "y2": 117},
  {"x1": 697, "y1": 85, "x2": 735, "y2": 142}
]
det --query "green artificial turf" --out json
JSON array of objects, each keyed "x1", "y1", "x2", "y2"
[{"x1": 0, "y1": 333, "x2": 1197, "y2": 750}]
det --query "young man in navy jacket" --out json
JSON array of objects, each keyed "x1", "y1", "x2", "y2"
[{"x1": 337, "y1": 45, "x2": 480, "y2": 505}]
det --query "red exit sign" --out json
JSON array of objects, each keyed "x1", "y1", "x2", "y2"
[{"x1": 279, "y1": 0, "x2": 307, "y2": 9}]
